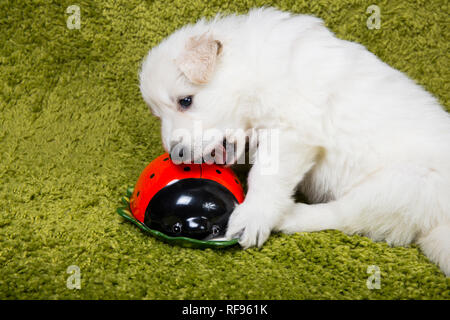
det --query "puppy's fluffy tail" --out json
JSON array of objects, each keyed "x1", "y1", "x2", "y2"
[{"x1": 418, "y1": 225, "x2": 450, "y2": 277}]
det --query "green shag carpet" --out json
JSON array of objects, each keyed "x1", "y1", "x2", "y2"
[{"x1": 0, "y1": 0, "x2": 449, "y2": 299}]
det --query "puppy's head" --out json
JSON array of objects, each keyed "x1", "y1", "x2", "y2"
[{"x1": 140, "y1": 28, "x2": 248, "y2": 164}]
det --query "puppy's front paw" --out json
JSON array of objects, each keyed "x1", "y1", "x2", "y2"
[{"x1": 225, "y1": 203, "x2": 272, "y2": 249}]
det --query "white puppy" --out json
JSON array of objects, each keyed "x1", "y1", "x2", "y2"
[{"x1": 139, "y1": 8, "x2": 450, "y2": 276}]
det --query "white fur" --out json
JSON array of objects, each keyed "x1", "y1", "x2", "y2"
[{"x1": 139, "y1": 8, "x2": 450, "y2": 276}]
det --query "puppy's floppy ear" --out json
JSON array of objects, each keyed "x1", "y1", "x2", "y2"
[{"x1": 175, "y1": 34, "x2": 222, "y2": 85}]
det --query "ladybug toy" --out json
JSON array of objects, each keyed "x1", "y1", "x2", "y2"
[{"x1": 116, "y1": 153, "x2": 245, "y2": 248}]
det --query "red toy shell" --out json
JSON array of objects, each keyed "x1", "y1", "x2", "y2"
[{"x1": 129, "y1": 153, "x2": 245, "y2": 223}]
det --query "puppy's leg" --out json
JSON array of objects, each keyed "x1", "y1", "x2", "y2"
[
  {"x1": 274, "y1": 202, "x2": 342, "y2": 233},
  {"x1": 276, "y1": 165, "x2": 450, "y2": 275},
  {"x1": 417, "y1": 226, "x2": 450, "y2": 277},
  {"x1": 276, "y1": 168, "x2": 404, "y2": 237},
  {"x1": 226, "y1": 131, "x2": 320, "y2": 248}
]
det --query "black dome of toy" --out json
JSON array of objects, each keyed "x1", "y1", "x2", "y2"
[{"x1": 145, "y1": 178, "x2": 238, "y2": 240}]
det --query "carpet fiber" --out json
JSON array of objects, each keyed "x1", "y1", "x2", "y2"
[{"x1": 0, "y1": 0, "x2": 449, "y2": 299}]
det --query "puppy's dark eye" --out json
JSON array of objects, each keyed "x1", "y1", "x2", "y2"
[{"x1": 178, "y1": 96, "x2": 193, "y2": 110}]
